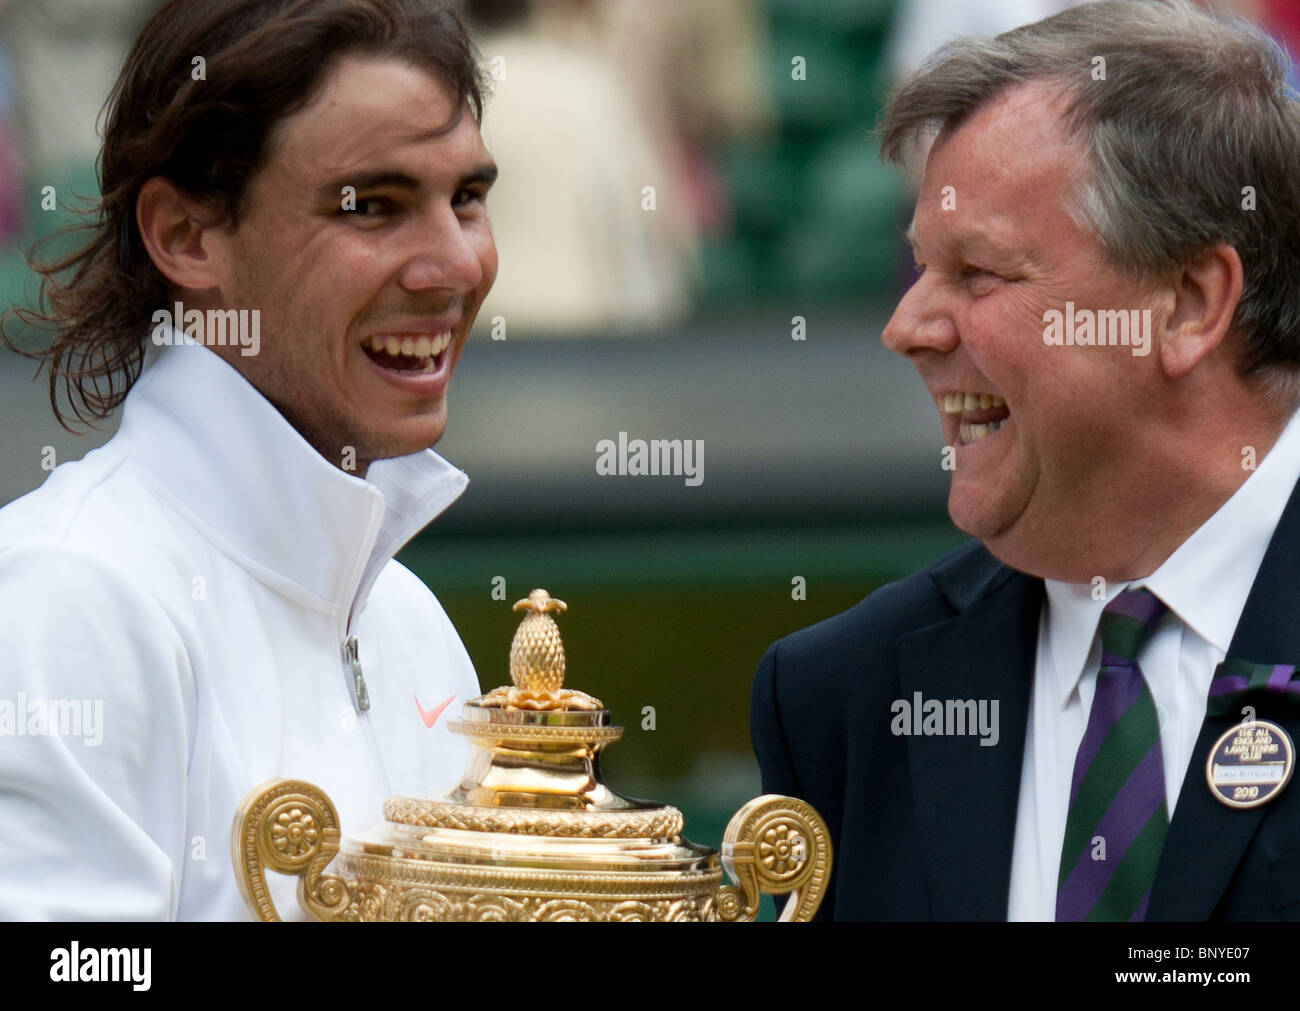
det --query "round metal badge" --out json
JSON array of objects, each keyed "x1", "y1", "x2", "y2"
[{"x1": 1205, "y1": 719, "x2": 1294, "y2": 809}]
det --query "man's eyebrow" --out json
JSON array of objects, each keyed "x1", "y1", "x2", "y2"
[
  {"x1": 462, "y1": 162, "x2": 499, "y2": 188},
  {"x1": 902, "y1": 222, "x2": 1021, "y2": 261},
  {"x1": 955, "y1": 232, "x2": 1022, "y2": 262},
  {"x1": 317, "y1": 171, "x2": 419, "y2": 202}
]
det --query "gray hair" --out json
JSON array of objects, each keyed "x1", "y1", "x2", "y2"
[{"x1": 879, "y1": 0, "x2": 1300, "y2": 401}]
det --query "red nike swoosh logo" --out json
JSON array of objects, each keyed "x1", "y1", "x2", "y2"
[{"x1": 414, "y1": 693, "x2": 456, "y2": 728}]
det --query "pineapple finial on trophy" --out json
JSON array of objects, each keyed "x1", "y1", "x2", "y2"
[
  {"x1": 472, "y1": 588, "x2": 603, "y2": 711},
  {"x1": 511, "y1": 588, "x2": 567, "y2": 692}
]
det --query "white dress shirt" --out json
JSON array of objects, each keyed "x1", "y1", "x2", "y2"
[
  {"x1": 0, "y1": 338, "x2": 480, "y2": 920},
  {"x1": 1008, "y1": 408, "x2": 1300, "y2": 920}
]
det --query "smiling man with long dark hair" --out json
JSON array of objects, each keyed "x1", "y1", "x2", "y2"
[{"x1": 0, "y1": 0, "x2": 498, "y2": 919}]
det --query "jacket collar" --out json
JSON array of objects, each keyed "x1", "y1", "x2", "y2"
[
  {"x1": 113, "y1": 340, "x2": 467, "y2": 630},
  {"x1": 896, "y1": 542, "x2": 1043, "y2": 919},
  {"x1": 928, "y1": 543, "x2": 1024, "y2": 612}
]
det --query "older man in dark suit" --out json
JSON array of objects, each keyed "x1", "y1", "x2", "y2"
[{"x1": 752, "y1": 0, "x2": 1300, "y2": 921}]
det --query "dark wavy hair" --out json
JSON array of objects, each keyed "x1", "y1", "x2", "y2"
[{"x1": 1, "y1": 0, "x2": 488, "y2": 430}]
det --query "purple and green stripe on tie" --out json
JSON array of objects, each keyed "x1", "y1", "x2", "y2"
[{"x1": 1056, "y1": 587, "x2": 1169, "y2": 922}]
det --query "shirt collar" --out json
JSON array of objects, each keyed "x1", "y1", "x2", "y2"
[
  {"x1": 1042, "y1": 406, "x2": 1300, "y2": 708},
  {"x1": 114, "y1": 338, "x2": 468, "y2": 627}
]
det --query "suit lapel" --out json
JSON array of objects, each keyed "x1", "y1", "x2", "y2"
[
  {"x1": 1150, "y1": 475, "x2": 1300, "y2": 920},
  {"x1": 896, "y1": 558, "x2": 1043, "y2": 920}
]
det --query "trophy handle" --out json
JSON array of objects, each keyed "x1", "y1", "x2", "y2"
[
  {"x1": 717, "y1": 795, "x2": 832, "y2": 922},
  {"x1": 231, "y1": 778, "x2": 353, "y2": 922}
]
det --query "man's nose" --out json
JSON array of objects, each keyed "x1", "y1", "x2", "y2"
[
  {"x1": 398, "y1": 205, "x2": 485, "y2": 293},
  {"x1": 881, "y1": 273, "x2": 959, "y2": 358}
]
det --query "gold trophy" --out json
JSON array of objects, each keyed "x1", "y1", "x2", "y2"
[{"x1": 233, "y1": 590, "x2": 830, "y2": 921}]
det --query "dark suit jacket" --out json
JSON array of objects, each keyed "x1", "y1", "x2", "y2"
[{"x1": 751, "y1": 479, "x2": 1300, "y2": 921}]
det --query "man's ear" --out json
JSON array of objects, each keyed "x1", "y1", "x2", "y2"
[
  {"x1": 1158, "y1": 242, "x2": 1244, "y2": 380},
  {"x1": 135, "y1": 177, "x2": 230, "y2": 291}
]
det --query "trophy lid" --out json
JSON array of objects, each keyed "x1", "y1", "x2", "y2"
[{"x1": 375, "y1": 589, "x2": 692, "y2": 849}]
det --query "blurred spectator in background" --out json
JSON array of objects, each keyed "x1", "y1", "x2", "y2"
[
  {"x1": 1253, "y1": 0, "x2": 1300, "y2": 91},
  {"x1": 464, "y1": 0, "x2": 771, "y2": 337},
  {"x1": 563, "y1": 0, "x2": 774, "y2": 242},
  {"x1": 0, "y1": 0, "x2": 157, "y2": 310},
  {"x1": 890, "y1": 0, "x2": 1296, "y2": 101},
  {"x1": 0, "y1": 0, "x2": 156, "y2": 194},
  {"x1": 887, "y1": 0, "x2": 1083, "y2": 79},
  {"x1": 0, "y1": 32, "x2": 23, "y2": 248},
  {"x1": 1261, "y1": 1, "x2": 1300, "y2": 54}
]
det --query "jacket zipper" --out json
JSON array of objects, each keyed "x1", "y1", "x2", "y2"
[
  {"x1": 342, "y1": 632, "x2": 393, "y2": 798},
  {"x1": 343, "y1": 635, "x2": 370, "y2": 710}
]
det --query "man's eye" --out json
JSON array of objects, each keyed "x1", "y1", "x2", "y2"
[
  {"x1": 962, "y1": 266, "x2": 1003, "y2": 289},
  {"x1": 453, "y1": 188, "x2": 487, "y2": 208},
  {"x1": 341, "y1": 197, "x2": 392, "y2": 216}
]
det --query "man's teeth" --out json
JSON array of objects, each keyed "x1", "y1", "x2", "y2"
[
  {"x1": 941, "y1": 392, "x2": 1007, "y2": 413},
  {"x1": 959, "y1": 420, "x2": 1005, "y2": 443},
  {"x1": 941, "y1": 391, "x2": 1009, "y2": 444},
  {"x1": 366, "y1": 331, "x2": 453, "y2": 357}
]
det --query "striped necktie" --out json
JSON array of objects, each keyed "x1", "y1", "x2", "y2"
[{"x1": 1056, "y1": 587, "x2": 1169, "y2": 922}]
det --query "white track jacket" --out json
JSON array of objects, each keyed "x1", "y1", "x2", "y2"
[{"x1": 0, "y1": 341, "x2": 480, "y2": 919}]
